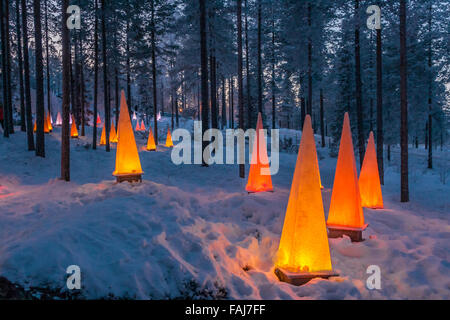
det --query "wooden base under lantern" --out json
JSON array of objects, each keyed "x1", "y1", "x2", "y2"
[
  {"x1": 327, "y1": 224, "x2": 368, "y2": 242},
  {"x1": 275, "y1": 268, "x2": 339, "y2": 286},
  {"x1": 115, "y1": 174, "x2": 143, "y2": 183}
]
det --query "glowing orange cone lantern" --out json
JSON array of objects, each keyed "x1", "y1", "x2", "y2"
[
  {"x1": 110, "y1": 121, "x2": 118, "y2": 143},
  {"x1": 47, "y1": 113, "x2": 53, "y2": 132},
  {"x1": 275, "y1": 115, "x2": 337, "y2": 286},
  {"x1": 140, "y1": 120, "x2": 146, "y2": 131},
  {"x1": 359, "y1": 132, "x2": 384, "y2": 209},
  {"x1": 165, "y1": 128, "x2": 174, "y2": 148},
  {"x1": 100, "y1": 123, "x2": 106, "y2": 146},
  {"x1": 135, "y1": 120, "x2": 140, "y2": 131},
  {"x1": 97, "y1": 114, "x2": 102, "y2": 125},
  {"x1": 70, "y1": 115, "x2": 79, "y2": 138},
  {"x1": 246, "y1": 113, "x2": 273, "y2": 193},
  {"x1": 327, "y1": 113, "x2": 366, "y2": 242},
  {"x1": 44, "y1": 113, "x2": 50, "y2": 133},
  {"x1": 147, "y1": 126, "x2": 156, "y2": 151},
  {"x1": 113, "y1": 90, "x2": 143, "y2": 183},
  {"x1": 33, "y1": 119, "x2": 37, "y2": 132}
]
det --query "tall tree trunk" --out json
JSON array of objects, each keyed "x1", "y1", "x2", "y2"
[
  {"x1": 427, "y1": 2, "x2": 433, "y2": 169},
  {"x1": 376, "y1": 24, "x2": 384, "y2": 184},
  {"x1": 5, "y1": 1, "x2": 13, "y2": 133},
  {"x1": 400, "y1": 0, "x2": 409, "y2": 202},
  {"x1": 301, "y1": 97, "x2": 306, "y2": 128},
  {"x1": 355, "y1": 0, "x2": 365, "y2": 168},
  {"x1": 45, "y1": 0, "x2": 51, "y2": 116},
  {"x1": 222, "y1": 76, "x2": 227, "y2": 128},
  {"x1": 0, "y1": 0, "x2": 9, "y2": 137},
  {"x1": 209, "y1": 7, "x2": 218, "y2": 130},
  {"x1": 244, "y1": 0, "x2": 252, "y2": 129},
  {"x1": 93, "y1": 0, "x2": 99, "y2": 149},
  {"x1": 151, "y1": 0, "x2": 158, "y2": 144},
  {"x1": 271, "y1": 2, "x2": 276, "y2": 130},
  {"x1": 34, "y1": 0, "x2": 45, "y2": 158},
  {"x1": 126, "y1": 0, "x2": 131, "y2": 111},
  {"x1": 16, "y1": 0, "x2": 25, "y2": 132},
  {"x1": 61, "y1": 0, "x2": 70, "y2": 181},
  {"x1": 237, "y1": 0, "x2": 245, "y2": 179},
  {"x1": 21, "y1": 0, "x2": 34, "y2": 149},
  {"x1": 257, "y1": 0, "x2": 263, "y2": 118},
  {"x1": 199, "y1": 0, "x2": 209, "y2": 166},
  {"x1": 79, "y1": 33, "x2": 86, "y2": 137},
  {"x1": 101, "y1": 0, "x2": 110, "y2": 152},
  {"x1": 113, "y1": 11, "x2": 119, "y2": 129},
  {"x1": 320, "y1": 89, "x2": 325, "y2": 148},
  {"x1": 307, "y1": 2, "x2": 312, "y2": 116}
]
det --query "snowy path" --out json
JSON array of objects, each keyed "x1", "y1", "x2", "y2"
[{"x1": 0, "y1": 125, "x2": 449, "y2": 299}]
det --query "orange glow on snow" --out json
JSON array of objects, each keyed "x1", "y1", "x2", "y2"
[
  {"x1": 359, "y1": 132, "x2": 384, "y2": 209},
  {"x1": 276, "y1": 115, "x2": 333, "y2": 273},
  {"x1": 112, "y1": 91, "x2": 143, "y2": 177},
  {"x1": 246, "y1": 113, "x2": 273, "y2": 193},
  {"x1": 327, "y1": 113, "x2": 365, "y2": 229}
]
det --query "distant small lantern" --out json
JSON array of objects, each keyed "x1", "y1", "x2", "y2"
[
  {"x1": 47, "y1": 113, "x2": 53, "y2": 132},
  {"x1": 275, "y1": 115, "x2": 338, "y2": 286},
  {"x1": 359, "y1": 132, "x2": 384, "y2": 209},
  {"x1": 56, "y1": 112, "x2": 62, "y2": 126},
  {"x1": 327, "y1": 113, "x2": 367, "y2": 242},
  {"x1": 147, "y1": 126, "x2": 157, "y2": 151},
  {"x1": 165, "y1": 128, "x2": 174, "y2": 148},
  {"x1": 113, "y1": 90, "x2": 144, "y2": 183},
  {"x1": 70, "y1": 115, "x2": 79, "y2": 138},
  {"x1": 100, "y1": 122, "x2": 106, "y2": 146},
  {"x1": 141, "y1": 120, "x2": 146, "y2": 131},
  {"x1": 110, "y1": 121, "x2": 118, "y2": 143},
  {"x1": 246, "y1": 113, "x2": 273, "y2": 193}
]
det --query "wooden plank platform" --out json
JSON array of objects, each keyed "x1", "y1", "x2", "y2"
[
  {"x1": 327, "y1": 224, "x2": 368, "y2": 242},
  {"x1": 115, "y1": 174, "x2": 142, "y2": 183},
  {"x1": 275, "y1": 268, "x2": 339, "y2": 286}
]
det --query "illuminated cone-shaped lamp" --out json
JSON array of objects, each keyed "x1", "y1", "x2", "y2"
[
  {"x1": 327, "y1": 113, "x2": 366, "y2": 242},
  {"x1": 165, "y1": 128, "x2": 174, "y2": 148},
  {"x1": 246, "y1": 113, "x2": 273, "y2": 193},
  {"x1": 70, "y1": 115, "x2": 79, "y2": 138},
  {"x1": 110, "y1": 121, "x2": 118, "y2": 143},
  {"x1": 44, "y1": 113, "x2": 50, "y2": 133},
  {"x1": 135, "y1": 120, "x2": 141, "y2": 131},
  {"x1": 141, "y1": 120, "x2": 146, "y2": 131},
  {"x1": 100, "y1": 122, "x2": 106, "y2": 146},
  {"x1": 33, "y1": 119, "x2": 37, "y2": 132},
  {"x1": 56, "y1": 112, "x2": 62, "y2": 126},
  {"x1": 47, "y1": 113, "x2": 53, "y2": 132},
  {"x1": 359, "y1": 132, "x2": 384, "y2": 209},
  {"x1": 97, "y1": 113, "x2": 102, "y2": 125},
  {"x1": 147, "y1": 126, "x2": 156, "y2": 151},
  {"x1": 113, "y1": 91, "x2": 143, "y2": 183},
  {"x1": 132, "y1": 112, "x2": 137, "y2": 121},
  {"x1": 275, "y1": 115, "x2": 337, "y2": 286}
]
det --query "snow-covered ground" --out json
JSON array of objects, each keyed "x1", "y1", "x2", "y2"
[{"x1": 0, "y1": 118, "x2": 449, "y2": 299}]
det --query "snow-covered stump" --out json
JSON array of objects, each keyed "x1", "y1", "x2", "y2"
[
  {"x1": 274, "y1": 268, "x2": 339, "y2": 286},
  {"x1": 327, "y1": 224, "x2": 368, "y2": 242}
]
